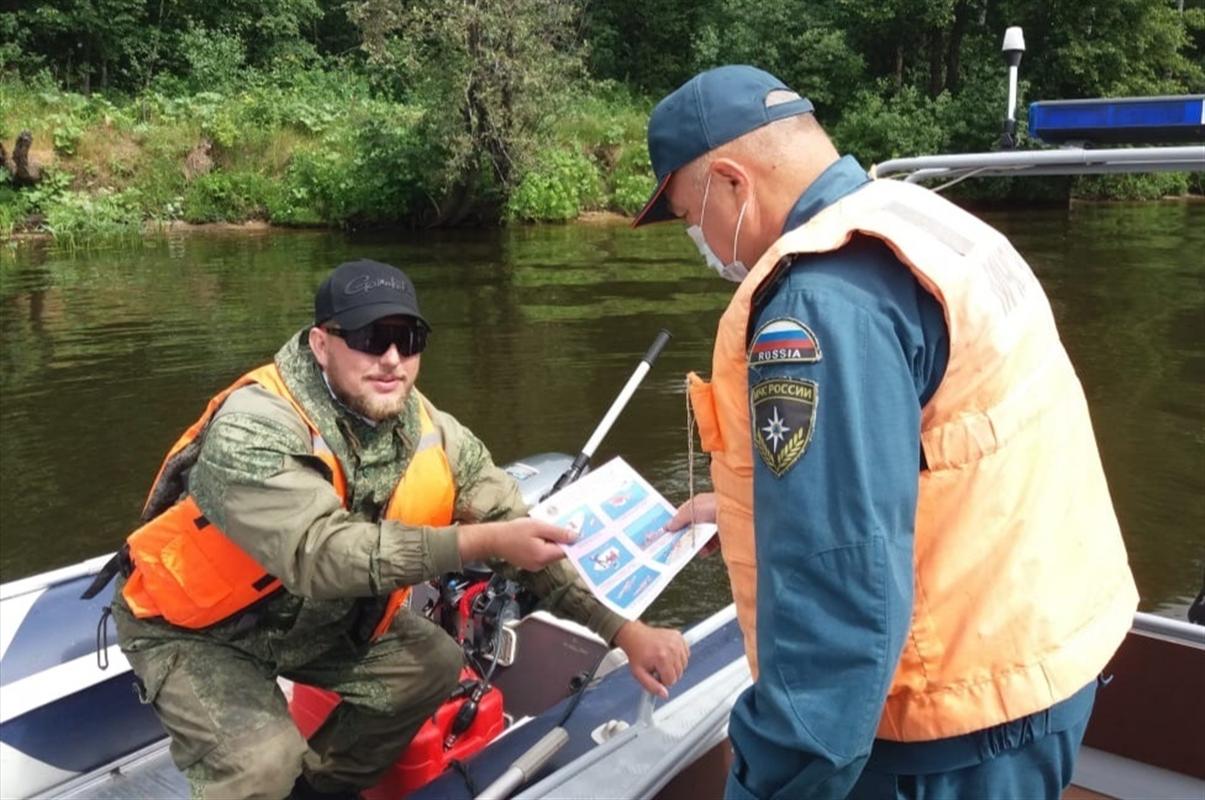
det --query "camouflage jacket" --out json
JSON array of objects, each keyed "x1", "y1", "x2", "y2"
[{"x1": 113, "y1": 330, "x2": 626, "y2": 664}]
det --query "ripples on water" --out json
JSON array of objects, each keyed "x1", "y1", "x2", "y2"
[{"x1": 1, "y1": 205, "x2": 1202, "y2": 625}]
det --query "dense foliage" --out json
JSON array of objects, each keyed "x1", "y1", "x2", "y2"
[{"x1": 2, "y1": 0, "x2": 1202, "y2": 238}]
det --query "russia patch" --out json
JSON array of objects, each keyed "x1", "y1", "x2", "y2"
[
  {"x1": 748, "y1": 318, "x2": 821, "y2": 365},
  {"x1": 751, "y1": 378, "x2": 817, "y2": 477}
]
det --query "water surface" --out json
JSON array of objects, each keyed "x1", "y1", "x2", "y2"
[{"x1": 2, "y1": 203, "x2": 1202, "y2": 625}]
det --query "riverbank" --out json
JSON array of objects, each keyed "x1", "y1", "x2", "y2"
[
  {"x1": 0, "y1": 213, "x2": 638, "y2": 252},
  {"x1": 11, "y1": 193, "x2": 1205, "y2": 253},
  {"x1": 3, "y1": 75, "x2": 1201, "y2": 245},
  {"x1": 0, "y1": 73, "x2": 657, "y2": 242},
  {"x1": 9, "y1": 193, "x2": 1205, "y2": 249}
]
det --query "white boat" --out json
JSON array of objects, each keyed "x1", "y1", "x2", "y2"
[
  {"x1": 3, "y1": 452, "x2": 1203, "y2": 800},
  {"x1": 0, "y1": 452, "x2": 754, "y2": 800}
]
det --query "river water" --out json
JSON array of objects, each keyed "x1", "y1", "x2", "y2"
[{"x1": 1, "y1": 203, "x2": 1202, "y2": 626}]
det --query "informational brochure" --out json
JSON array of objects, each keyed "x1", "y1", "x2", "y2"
[{"x1": 528, "y1": 457, "x2": 717, "y2": 620}]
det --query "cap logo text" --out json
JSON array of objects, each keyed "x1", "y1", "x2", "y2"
[{"x1": 344, "y1": 275, "x2": 406, "y2": 295}]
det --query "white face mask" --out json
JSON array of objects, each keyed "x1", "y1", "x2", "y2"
[{"x1": 686, "y1": 173, "x2": 750, "y2": 283}]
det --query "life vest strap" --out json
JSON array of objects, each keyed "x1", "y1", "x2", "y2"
[{"x1": 80, "y1": 544, "x2": 133, "y2": 600}]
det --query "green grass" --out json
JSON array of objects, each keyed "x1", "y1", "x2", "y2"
[
  {"x1": 3, "y1": 70, "x2": 1197, "y2": 242},
  {"x1": 0, "y1": 72, "x2": 665, "y2": 238}
]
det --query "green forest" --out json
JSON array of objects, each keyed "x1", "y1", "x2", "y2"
[{"x1": 2, "y1": 0, "x2": 1202, "y2": 240}]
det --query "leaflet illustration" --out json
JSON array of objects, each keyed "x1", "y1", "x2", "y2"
[{"x1": 529, "y1": 457, "x2": 716, "y2": 620}]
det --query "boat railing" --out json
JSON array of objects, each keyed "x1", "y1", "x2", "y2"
[
  {"x1": 1132, "y1": 610, "x2": 1205, "y2": 646},
  {"x1": 873, "y1": 38, "x2": 1203, "y2": 187},
  {"x1": 873, "y1": 144, "x2": 1205, "y2": 186}
]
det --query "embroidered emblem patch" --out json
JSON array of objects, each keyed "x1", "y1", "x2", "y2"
[
  {"x1": 751, "y1": 378, "x2": 817, "y2": 477},
  {"x1": 748, "y1": 318, "x2": 821, "y2": 365}
]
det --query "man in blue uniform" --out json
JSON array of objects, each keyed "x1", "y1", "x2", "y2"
[{"x1": 644, "y1": 66, "x2": 1111, "y2": 799}]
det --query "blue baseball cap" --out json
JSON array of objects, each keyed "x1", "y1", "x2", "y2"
[{"x1": 632, "y1": 65, "x2": 814, "y2": 227}]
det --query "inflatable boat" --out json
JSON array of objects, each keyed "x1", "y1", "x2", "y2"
[
  {"x1": 3, "y1": 450, "x2": 1202, "y2": 800},
  {"x1": 0, "y1": 452, "x2": 752, "y2": 800}
]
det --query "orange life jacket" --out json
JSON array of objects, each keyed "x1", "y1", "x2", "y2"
[
  {"x1": 689, "y1": 178, "x2": 1137, "y2": 740},
  {"x1": 121, "y1": 364, "x2": 455, "y2": 639}
]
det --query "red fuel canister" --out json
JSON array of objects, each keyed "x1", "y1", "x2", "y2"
[{"x1": 289, "y1": 668, "x2": 505, "y2": 797}]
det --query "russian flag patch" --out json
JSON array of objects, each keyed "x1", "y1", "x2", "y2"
[{"x1": 749, "y1": 318, "x2": 822, "y2": 365}]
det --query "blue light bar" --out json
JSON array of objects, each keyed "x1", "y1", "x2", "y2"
[{"x1": 1028, "y1": 95, "x2": 1204, "y2": 145}]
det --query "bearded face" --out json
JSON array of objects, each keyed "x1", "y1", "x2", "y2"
[{"x1": 308, "y1": 319, "x2": 422, "y2": 422}]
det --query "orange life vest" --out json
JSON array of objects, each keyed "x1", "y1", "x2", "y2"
[
  {"x1": 122, "y1": 364, "x2": 455, "y2": 639},
  {"x1": 690, "y1": 178, "x2": 1138, "y2": 740}
]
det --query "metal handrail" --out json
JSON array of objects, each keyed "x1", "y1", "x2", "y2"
[
  {"x1": 873, "y1": 145, "x2": 1205, "y2": 182},
  {"x1": 1132, "y1": 611, "x2": 1205, "y2": 645}
]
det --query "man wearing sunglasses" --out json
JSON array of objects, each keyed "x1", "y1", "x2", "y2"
[{"x1": 103, "y1": 259, "x2": 689, "y2": 800}]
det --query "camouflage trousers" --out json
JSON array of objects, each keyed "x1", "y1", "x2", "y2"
[{"x1": 119, "y1": 609, "x2": 462, "y2": 800}]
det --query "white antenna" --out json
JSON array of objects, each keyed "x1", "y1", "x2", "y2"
[{"x1": 1000, "y1": 26, "x2": 1026, "y2": 149}]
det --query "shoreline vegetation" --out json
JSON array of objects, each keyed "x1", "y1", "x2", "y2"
[
  {"x1": 7, "y1": 196, "x2": 1204, "y2": 250},
  {"x1": 0, "y1": 75, "x2": 665, "y2": 245},
  {"x1": 2, "y1": 1, "x2": 1202, "y2": 245}
]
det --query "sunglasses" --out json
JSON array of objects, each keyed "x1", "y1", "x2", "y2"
[{"x1": 325, "y1": 321, "x2": 429, "y2": 357}]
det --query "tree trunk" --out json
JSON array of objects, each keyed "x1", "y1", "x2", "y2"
[
  {"x1": 894, "y1": 44, "x2": 904, "y2": 90},
  {"x1": 13, "y1": 131, "x2": 42, "y2": 187},
  {"x1": 142, "y1": 0, "x2": 169, "y2": 121},
  {"x1": 82, "y1": 41, "x2": 92, "y2": 96},
  {"x1": 928, "y1": 27, "x2": 945, "y2": 97},
  {"x1": 432, "y1": 178, "x2": 477, "y2": 227},
  {"x1": 946, "y1": 0, "x2": 972, "y2": 94},
  {"x1": 462, "y1": 4, "x2": 511, "y2": 191}
]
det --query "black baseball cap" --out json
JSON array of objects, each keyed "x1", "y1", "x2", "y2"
[
  {"x1": 633, "y1": 66, "x2": 814, "y2": 227},
  {"x1": 314, "y1": 260, "x2": 428, "y2": 330}
]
